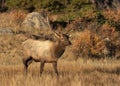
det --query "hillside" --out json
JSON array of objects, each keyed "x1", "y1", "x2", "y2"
[{"x1": 0, "y1": 0, "x2": 120, "y2": 86}]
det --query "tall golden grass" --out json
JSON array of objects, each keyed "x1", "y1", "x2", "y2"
[{"x1": 0, "y1": 59, "x2": 120, "y2": 86}]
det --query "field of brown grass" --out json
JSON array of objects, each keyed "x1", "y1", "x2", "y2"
[{"x1": 0, "y1": 58, "x2": 120, "y2": 86}]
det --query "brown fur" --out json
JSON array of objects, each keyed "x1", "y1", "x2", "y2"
[{"x1": 22, "y1": 32, "x2": 71, "y2": 76}]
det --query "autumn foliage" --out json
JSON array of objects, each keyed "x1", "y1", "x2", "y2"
[{"x1": 71, "y1": 24, "x2": 120, "y2": 59}]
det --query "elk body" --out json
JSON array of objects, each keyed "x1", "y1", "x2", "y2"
[{"x1": 22, "y1": 32, "x2": 71, "y2": 76}]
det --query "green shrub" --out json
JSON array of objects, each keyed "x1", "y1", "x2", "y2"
[
  {"x1": 6, "y1": 0, "x2": 90, "y2": 12},
  {"x1": 39, "y1": 0, "x2": 65, "y2": 13},
  {"x1": 96, "y1": 11, "x2": 106, "y2": 25},
  {"x1": 7, "y1": 0, "x2": 65, "y2": 13},
  {"x1": 6, "y1": 0, "x2": 35, "y2": 12},
  {"x1": 70, "y1": 0, "x2": 89, "y2": 9},
  {"x1": 107, "y1": 20, "x2": 120, "y2": 31}
]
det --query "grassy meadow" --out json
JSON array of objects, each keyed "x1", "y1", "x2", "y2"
[
  {"x1": 0, "y1": 58, "x2": 120, "y2": 86},
  {"x1": 0, "y1": 9, "x2": 120, "y2": 86}
]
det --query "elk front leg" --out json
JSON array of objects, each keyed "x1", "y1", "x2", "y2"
[
  {"x1": 52, "y1": 62, "x2": 58, "y2": 76},
  {"x1": 40, "y1": 60, "x2": 45, "y2": 76}
]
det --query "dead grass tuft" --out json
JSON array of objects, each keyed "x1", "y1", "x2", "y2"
[{"x1": 10, "y1": 9, "x2": 27, "y2": 25}]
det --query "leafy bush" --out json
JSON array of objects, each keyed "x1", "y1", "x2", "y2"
[
  {"x1": 107, "y1": 21, "x2": 120, "y2": 31},
  {"x1": 70, "y1": 0, "x2": 89, "y2": 9},
  {"x1": 66, "y1": 18, "x2": 88, "y2": 32},
  {"x1": 95, "y1": 11, "x2": 106, "y2": 25},
  {"x1": 71, "y1": 24, "x2": 120, "y2": 59},
  {"x1": 40, "y1": 0, "x2": 65, "y2": 13},
  {"x1": 71, "y1": 29, "x2": 107, "y2": 58},
  {"x1": 6, "y1": 0, "x2": 90, "y2": 12},
  {"x1": 99, "y1": 24, "x2": 120, "y2": 57},
  {"x1": 102, "y1": 10, "x2": 120, "y2": 31}
]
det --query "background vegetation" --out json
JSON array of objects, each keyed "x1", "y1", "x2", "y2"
[{"x1": 0, "y1": 0, "x2": 119, "y2": 59}]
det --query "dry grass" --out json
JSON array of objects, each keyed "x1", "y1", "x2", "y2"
[
  {"x1": 0, "y1": 34, "x2": 119, "y2": 86},
  {"x1": 0, "y1": 59, "x2": 120, "y2": 86},
  {"x1": 9, "y1": 9, "x2": 27, "y2": 26}
]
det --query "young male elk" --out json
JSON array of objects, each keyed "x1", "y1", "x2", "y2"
[{"x1": 22, "y1": 32, "x2": 71, "y2": 76}]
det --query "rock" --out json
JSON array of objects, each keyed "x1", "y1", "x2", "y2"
[
  {"x1": 0, "y1": 28, "x2": 14, "y2": 35},
  {"x1": 22, "y1": 12, "x2": 51, "y2": 30}
]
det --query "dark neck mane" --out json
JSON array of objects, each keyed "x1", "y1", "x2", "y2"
[{"x1": 54, "y1": 40, "x2": 66, "y2": 58}]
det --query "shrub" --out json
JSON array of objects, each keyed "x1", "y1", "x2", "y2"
[
  {"x1": 98, "y1": 24, "x2": 120, "y2": 57},
  {"x1": 71, "y1": 24, "x2": 120, "y2": 59},
  {"x1": 6, "y1": 0, "x2": 65, "y2": 13},
  {"x1": 66, "y1": 18, "x2": 86, "y2": 32},
  {"x1": 95, "y1": 11, "x2": 106, "y2": 25},
  {"x1": 6, "y1": 0, "x2": 35, "y2": 12},
  {"x1": 39, "y1": 0, "x2": 65, "y2": 13},
  {"x1": 9, "y1": 9, "x2": 27, "y2": 25},
  {"x1": 102, "y1": 10, "x2": 120, "y2": 31},
  {"x1": 71, "y1": 29, "x2": 106, "y2": 58}
]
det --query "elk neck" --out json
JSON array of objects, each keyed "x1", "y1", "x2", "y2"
[{"x1": 54, "y1": 40, "x2": 66, "y2": 58}]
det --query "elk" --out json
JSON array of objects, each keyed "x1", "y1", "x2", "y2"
[{"x1": 22, "y1": 32, "x2": 71, "y2": 76}]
